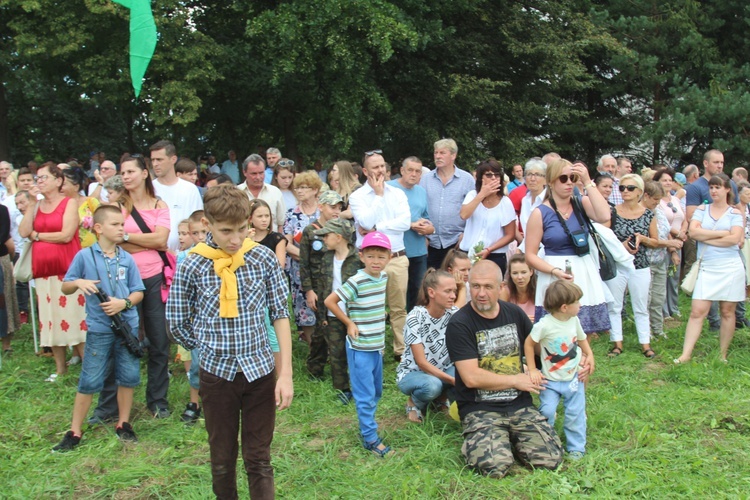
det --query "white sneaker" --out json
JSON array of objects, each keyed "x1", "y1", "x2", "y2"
[{"x1": 45, "y1": 373, "x2": 59, "y2": 383}]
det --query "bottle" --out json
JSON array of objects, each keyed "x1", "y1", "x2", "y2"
[{"x1": 564, "y1": 259, "x2": 572, "y2": 275}]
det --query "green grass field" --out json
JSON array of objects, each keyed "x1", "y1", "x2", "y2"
[{"x1": 1, "y1": 297, "x2": 749, "y2": 499}]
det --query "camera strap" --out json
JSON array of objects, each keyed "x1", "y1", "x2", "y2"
[
  {"x1": 89, "y1": 246, "x2": 120, "y2": 297},
  {"x1": 549, "y1": 196, "x2": 587, "y2": 244}
]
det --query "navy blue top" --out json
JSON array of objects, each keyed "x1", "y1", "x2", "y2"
[
  {"x1": 64, "y1": 243, "x2": 145, "y2": 332},
  {"x1": 539, "y1": 204, "x2": 588, "y2": 256}
]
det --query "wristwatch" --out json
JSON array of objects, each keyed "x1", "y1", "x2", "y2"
[
  {"x1": 34, "y1": 232, "x2": 40, "y2": 241},
  {"x1": 123, "y1": 233, "x2": 130, "y2": 242},
  {"x1": 124, "y1": 298, "x2": 133, "y2": 310}
]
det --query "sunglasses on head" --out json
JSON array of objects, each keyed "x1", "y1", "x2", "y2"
[
  {"x1": 278, "y1": 159, "x2": 295, "y2": 167},
  {"x1": 619, "y1": 185, "x2": 638, "y2": 192},
  {"x1": 558, "y1": 174, "x2": 579, "y2": 184},
  {"x1": 364, "y1": 149, "x2": 383, "y2": 157}
]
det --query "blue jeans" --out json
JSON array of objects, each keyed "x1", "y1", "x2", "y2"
[
  {"x1": 538, "y1": 378, "x2": 586, "y2": 454},
  {"x1": 407, "y1": 255, "x2": 428, "y2": 312},
  {"x1": 187, "y1": 347, "x2": 201, "y2": 390},
  {"x1": 346, "y1": 341, "x2": 383, "y2": 444},
  {"x1": 78, "y1": 330, "x2": 141, "y2": 394},
  {"x1": 397, "y1": 366, "x2": 455, "y2": 410}
]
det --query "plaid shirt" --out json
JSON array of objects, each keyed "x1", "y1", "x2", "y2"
[{"x1": 166, "y1": 233, "x2": 289, "y2": 382}]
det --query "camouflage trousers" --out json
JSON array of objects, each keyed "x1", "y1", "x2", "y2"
[
  {"x1": 306, "y1": 316, "x2": 350, "y2": 391},
  {"x1": 461, "y1": 406, "x2": 563, "y2": 478}
]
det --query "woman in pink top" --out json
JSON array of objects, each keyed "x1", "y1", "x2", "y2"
[
  {"x1": 117, "y1": 155, "x2": 171, "y2": 416},
  {"x1": 19, "y1": 162, "x2": 85, "y2": 381},
  {"x1": 653, "y1": 168, "x2": 687, "y2": 320},
  {"x1": 499, "y1": 253, "x2": 537, "y2": 322}
]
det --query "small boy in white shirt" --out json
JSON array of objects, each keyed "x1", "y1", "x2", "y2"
[{"x1": 524, "y1": 280, "x2": 595, "y2": 459}]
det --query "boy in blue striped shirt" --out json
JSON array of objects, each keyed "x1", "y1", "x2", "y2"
[{"x1": 325, "y1": 231, "x2": 393, "y2": 457}]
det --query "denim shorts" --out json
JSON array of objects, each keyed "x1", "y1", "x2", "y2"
[{"x1": 78, "y1": 330, "x2": 141, "y2": 394}]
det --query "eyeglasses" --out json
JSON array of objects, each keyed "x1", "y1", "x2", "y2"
[
  {"x1": 666, "y1": 201, "x2": 678, "y2": 213},
  {"x1": 525, "y1": 172, "x2": 544, "y2": 179},
  {"x1": 34, "y1": 175, "x2": 49, "y2": 182},
  {"x1": 619, "y1": 185, "x2": 638, "y2": 192},
  {"x1": 278, "y1": 160, "x2": 295, "y2": 167},
  {"x1": 364, "y1": 149, "x2": 383, "y2": 157},
  {"x1": 557, "y1": 174, "x2": 579, "y2": 184},
  {"x1": 483, "y1": 172, "x2": 502, "y2": 178}
]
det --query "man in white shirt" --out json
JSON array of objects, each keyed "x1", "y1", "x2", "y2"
[
  {"x1": 150, "y1": 140, "x2": 204, "y2": 252},
  {"x1": 88, "y1": 160, "x2": 118, "y2": 202},
  {"x1": 238, "y1": 154, "x2": 286, "y2": 232},
  {"x1": 349, "y1": 150, "x2": 411, "y2": 359}
]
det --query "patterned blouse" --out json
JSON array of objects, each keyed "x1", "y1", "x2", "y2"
[
  {"x1": 78, "y1": 197, "x2": 101, "y2": 248},
  {"x1": 612, "y1": 208, "x2": 655, "y2": 269}
]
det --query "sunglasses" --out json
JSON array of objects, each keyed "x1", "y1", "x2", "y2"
[
  {"x1": 619, "y1": 185, "x2": 638, "y2": 192},
  {"x1": 364, "y1": 149, "x2": 383, "y2": 157},
  {"x1": 666, "y1": 201, "x2": 678, "y2": 213},
  {"x1": 278, "y1": 160, "x2": 295, "y2": 167},
  {"x1": 483, "y1": 172, "x2": 502, "y2": 178},
  {"x1": 558, "y1": 174, "x2": 579, "y2": 184}
]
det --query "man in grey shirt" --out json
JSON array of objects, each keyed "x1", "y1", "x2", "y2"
[{"x1": 419, "y1": 138, "x2": 475, "y2": 270}]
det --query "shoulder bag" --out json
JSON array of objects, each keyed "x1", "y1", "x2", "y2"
[
  {"x1": 574, "y1": 197, "x2": 617, "y2": 281},
  {"x1": 13, "y1": 202, "x2": 40, "y2": 283}
]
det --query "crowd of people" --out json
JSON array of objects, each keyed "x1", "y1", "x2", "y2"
[{"x1": 0, "y1": 140, "x2": 746, "y2": 497}]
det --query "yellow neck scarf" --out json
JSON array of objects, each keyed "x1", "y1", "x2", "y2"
[{"x1": 190, "y1": 238, "x2": 258, "y2": 318}]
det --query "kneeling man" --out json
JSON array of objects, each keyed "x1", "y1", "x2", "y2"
[{"x1": 446, "y1": 260, "x2": 563, "y2": 478}]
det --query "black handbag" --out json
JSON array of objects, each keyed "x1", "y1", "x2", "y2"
[{"x1": 574, "y1": 198, "x2": 617, "y2": 281}]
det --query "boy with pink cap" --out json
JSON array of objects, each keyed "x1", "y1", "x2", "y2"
[{"x1": 325, "y1": 231, "x2": 393, "y2": 457}]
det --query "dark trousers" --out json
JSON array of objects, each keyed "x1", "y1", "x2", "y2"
[
  {"x1": 307, "y1": 322, "x2": 328, "y2": 379},
  {"x1": 94, "y1": 274, "x2": 171, "y2": 417},
  {"x1": 12, "y1": 253, "x2": 29, "y2": 312},
  {"x1": 427, "y1": 245, "x2": 454, "y2": 272},
  {"x1": 485, "y1": 252, "x2": 508, "y2": 278},
  {"x1": 201, "y1": 370, "x2": 276, "y2": 500},
  {"x1": 407, "y1": 255, "x2": 428, "y2": 312},
  {"x1": 324, "y1": 317, "x2": 350, "y2": 392}
]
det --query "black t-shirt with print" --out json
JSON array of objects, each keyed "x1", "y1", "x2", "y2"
[{"x1": 446, "y1": 300, "x2": 533, "y2": 420}]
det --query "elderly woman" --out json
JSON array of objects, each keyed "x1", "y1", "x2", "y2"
[
  {"x1": 652, "y1": 168, "x2": 687, "y2": 321},
  {"x1": 606, "y1": 174, "x2": 661, "y2": 358},
  {"x1": 518, "y1": 157, "x2": 547, "y2": 241},
  {"x1": 641, "y1": 181, "x2": 682, "y2": 339},
  {"x1": 524, "y1": 159, "x2": 611, "y2": 334},
  {"x1": 396, "y1": 269, "x2": 457, "y2": 423},
  {"x1": 19, "y1": 163, "x2": 85, "y2": 381},
  {"x1": 675, "y1": 174, "x2": 744, "y2": 363},
  {"x1": 458, "y1": 159, "x2": 516, "y2": 275},
  {"x1": 284, "y1": 170, "x2": 323, "y2": 344}
]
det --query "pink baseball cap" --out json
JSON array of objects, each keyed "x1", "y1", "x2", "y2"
[{"x1": 361, "y1": 231, "x2": 392, "y2": 251}]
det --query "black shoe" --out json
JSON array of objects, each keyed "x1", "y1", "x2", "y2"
[
  {"x1": 152, "y1": 407, "x2": 171, "y2": 419},
  {"x1": 115, "y1": 422, "x2": 138, "y2": 442},
  {"x1": 337, "y1": 390, "x2": 353, "y2": 405},
  {"x1": 52, "y1": 431, "x2": 81, "y2": 452},
  {"x1": 87, "y1": 413, "x2": 117, "y2": 426},
  {"x1": 180, "y1": 402, "x2": 201, "y2": 424}
]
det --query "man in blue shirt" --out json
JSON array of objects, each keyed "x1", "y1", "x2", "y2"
[
  {"x1": 388, "y1": 156, "x2": 434, "y2": 312},
  {"x1": 221, "y1": 150, "x2": 240, "y2": 184},
  {"x1": 420, "y1": 139, "x2": 475, "y2": 270}
]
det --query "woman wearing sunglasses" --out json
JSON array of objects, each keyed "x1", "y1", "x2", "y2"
[
  {"x1": 607, "y1": 174, "x2": 661, "y2": 358},
  {"x1": 524, "y1": 159, "x2": 611, "y2": 335},
  {"x1": 653, "y1": 168, "x2": 687, "y2": 321},
  {"x1": 458, "y1": 159, "x2": 516, "y2": 275}
]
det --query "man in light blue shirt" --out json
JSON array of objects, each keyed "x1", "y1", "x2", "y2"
[
  {"x1": 419, "y1": 138, "x2": 475, "y2": 270},
  {"x1": 388, "y1": 156, "x2": 433, "y2": 312},
  {"x1": 221, "y1": 150, "x2": 240, "y2": 184},
  {"x1": 265, "y1": 147, "x2": 281, "y2": 184}
]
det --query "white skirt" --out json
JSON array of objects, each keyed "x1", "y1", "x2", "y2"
[
  {"x1": 535, "y1": 252, "x2": 611, "y2": 333},
  {"x1": 694, "y1": 256, "x2": 745, "y2": 302}
]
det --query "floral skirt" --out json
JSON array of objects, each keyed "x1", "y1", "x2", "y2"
[
  {"x1": 534, "y1": 253, "x2": 611, "y2": 333},
  {"x1": 36, "y1": 276, "x2": 87, "y2": 347},
  {"x1": 286, "y1": 258, "x2": 316, "y2": 327}
]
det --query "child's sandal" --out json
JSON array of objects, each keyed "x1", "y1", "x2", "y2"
[{"x1": 363, "y1": 437, "x2": 393, "y2": 458}]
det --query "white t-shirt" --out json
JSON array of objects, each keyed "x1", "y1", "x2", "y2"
[
  {"x1": 87, "y1": 182, "x2": 110, "y2": 203},
  {"x1": 459, "y1": 192, "x2": 516, "y2": 254},
  {"x1": 153, "y1": 178, "x2": 204, "y2": 252},
  {"x1": 328, "y1": 257, "x2": 346, "y2": 316},
  {"x1": 529, "y1": 314, "x2": 586, "y2": 382}
]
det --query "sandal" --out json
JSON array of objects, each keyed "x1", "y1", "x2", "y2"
[
  {"x1": 406, "y1": 405, "x2": 423, "y2": 423},
  {"x1": 642, "y1": 348, "x2": 656, "y2": 358},
  {"x1": 363, "y1": 437, "x2": 393, "y2": 458},
  {"x1": 608, "y1": 347, "x2": 622, "y2": 358}
]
